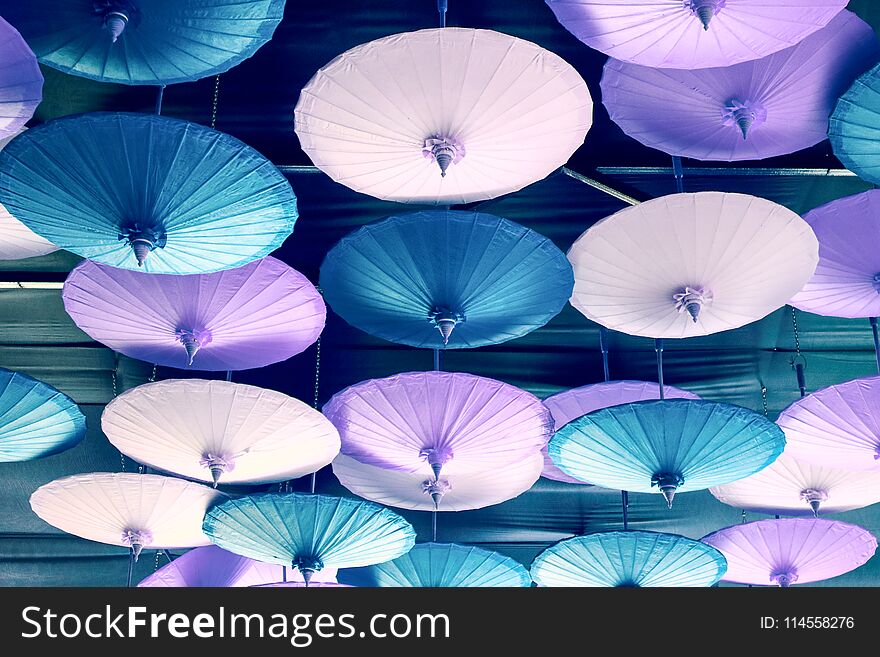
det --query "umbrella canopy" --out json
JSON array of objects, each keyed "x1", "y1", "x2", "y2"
[
  {"x1": 531, "y1": 531, "x2": 727, "y2": 587},
  {"x1": 30, "y1": 473, "x2": 223, "y2": 560},
  {"x1": 320, "y1": 211, "x2": 573, "y2": 350},
  {"x1": 777, "y1": 376, "x2": 880, "y2": 471},
  {"x1": 323, "y1": 371, "x2": 552, "y2": 477},
  {"x1": 202, "y1": 493, "x2": 416, "y2": 583},
  {"x1": 62, "y1": 257, "x2": 325, "y2": 371},
  {"x1": 789, "y1": 191, "x2": 880, "y2": 318},
  {"x1": 252, "y1": 582, "x2": 351, "y2": 588},
  {"x1": 102, "y1": 379, "x2": 340, "y2": 486},
  {"x1": 600, "y1": 11, "x2": 878, "y2": 162},
  {"x1": 541, "y1": 380, "x2": 700, "y2": 483},
  {"x1": 2, "y1": 0, "x2": 284, "y2": 86},
  {"x1": 0, "y1": 112, "x2": 296, "y2": 273},
  {"x1": 138, "y1": 545, "x2": 338, "y2": 587},
  {"x1": 549, "y1": 399, "x2": 786, "y2": 506},
  {"x1": 567, "y1": 192, "x2": 819, "y2": 338},
  {"x1": 702, "y1": 518, "x2": 877, "y2": 586},
  {"x1": 0, "y1": 367, "x2": 86, "y2": 462},
  {"x1": 338, "y1": 543, "x2": 531, "y2": 588},
  {"x1": 545, "y1": 0, "x2": 848, "y2": 69},
  {"x1": 831, "y1": 62, "x2": 880, "y2": 188},
  {"x1": 294, "y1": 28, "x2": 592, "y2": 205},
  {"x1": 710, "y1": 451, "x2": 880, "y2": 517},
  {"x1": 0, "y1": 16, "x2": 42, "y2": 140},
  {"x1": 331, "y1": 452, "x2": 543, "y2": 512}
]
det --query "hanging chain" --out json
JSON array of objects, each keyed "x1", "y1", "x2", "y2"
[
  {"x1": 760, "y1": 383, "x2": 768, "y2": 417},
  {"x1": 154, "y1": 550, "x2": 161, "y2": 572},
  {"x1": 111, "y1": 357, "x2": 126, "y2": 472},
  {"x1": 149, "y1": 364, "x2": 157, "y2": 382},
  {"x1": 313, "y1": 336, "x2": 321, "y2": 410},
  {"x1": 790, "y1": 307, "x2": 804, "y2": 366},
  {"x1": 210, "y1": 75, "x2": 221, "y2": 129}
]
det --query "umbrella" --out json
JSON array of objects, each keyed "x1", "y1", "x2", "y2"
[
  {"x1": 702, "y1": 518, "x2": 877, "y2": 586},
  {"x1": 0, "y1": 112, "x2": 296, "y2": 273},
  {"x1": 545, "y1": 0, "x2": 848, "y2": 69},
  {"x1": 789, "y1": 191, "x2": 880, "y2": 318},
  {"x1": 102, "y1": 379, "x2": 340, "y2": 486},
  {"x1": 319, "y1": 211, "x2": 573, "y2": 349},
  {"x1": 567, "y1": 192, "x2": 819, "y2": 338},
  {"x1": 2, "y1": 0, "x2": 284, "y2": 86},
  {"x1": 338, "y1": 543, "x2": 531, "y2": 588},
  {"x1": 0, "y1": 16, "x2": 42, "y2": 140},
  {"x1": 541, "y1": 380, "x2": 700, "y2": 483},
  {"x1": 531, "y1": 531, "x2": 727, "y2": 587},
  {"x1": 295, "y1": 28, "x2": 592, "y2": 205},
  {"x1": 830, "y1": 62, "x2": 880, "y2": 186},
  {"x1": 776, "y1": 376, "x2": 880, "y2": 471},
  {"x1": 0, "y1": 367, "x2": 86, "y2": 462},
  {"x1": 601, "y1": 11, "x2": 879, "y2": 162},
  {"x1": 137, "y1": 545, "x2": 338, "y2": 587},
  {"x1": 62, "y1": 257, "x2": 325, "y2": 371},
  {"x1": 549, "y1": 399, "x2": 786, "y2": 507},
  {"x1": 30, "y1": 473, "x2": 223, "y2": 561},
  {"x1": 202, "y1": 493, "x2": 416, "y2": 584},
  {"x1": 710, "y1": 451, "x2": 880, "y2": 517},
  {"x1": 322, "y1": 371, "x2": 552, "y2": 477},
  {"x1": 331, "y1": 452, "x2": 543, "y2": 512},
  {"x1": 252, "y1": 582, "x2": 351, "y2": 588}
]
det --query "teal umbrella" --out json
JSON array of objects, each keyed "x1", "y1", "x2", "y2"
[{"x1": 830, "y1": 62, "x2": 880, "y2": 185}]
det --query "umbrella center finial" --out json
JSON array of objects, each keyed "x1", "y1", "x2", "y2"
[
  {"x1": 292, "y1": 557, "x2": 324, "y2": 587},
  {"x1": 175, "y1": 329, "x2": 209, "y2": 366},
  {"x1": 419, "y1": 446, "x2": 454, "y2": 479},
  {"x1": 118, "y1": 223, "x2": 167, "y2": 267},
  {"x1": 422, "y1": 477, "x2": 452, "y2": 510},
  {"x1": 770, "y1": 569, "x2": 798, "y2": 588},
  {"x1": 799, "y1": 488, "x2": 828, "y2": 517},
  {"x1": 873, "y1": 273, "x2": 880, "y2": 293},
  {"x1": 686, "y1": 0, "x2": 726, "y2": 30},
  {"x1": 673, "y1": 286, "x2": 713, "y2": 322},
  {"x1": 121, "y1": 528, "x2": 153, "y2": 562},
  {"x1": 199, "y1": 453, "x2": 236, "y2": 487},
  {"x1": 722, "y1": 99, "x2": 767, "y2": 140},
  {"x1": 94, "y1": 1, "x2": 140, "y2": 43},
  {"x1": 423, "y1": 136, "x2": 465, "y2": 177},
  {"x1": 428, "y1": 307, "x2": 464, "y2": 345},
  {"x1": 651, "y1": 472, "x2": 684, "y2": 509}
]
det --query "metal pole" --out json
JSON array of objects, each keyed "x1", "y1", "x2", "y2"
[
  {"x1": 155, "y1": 85, "x2": 165, "y2": 115},
  {"x1": 621, "y1": 490, "x2": 629, "y2": 531},
  {"x1": 163, "y1": 549, "x2": 174, "y2": 563},
  {"x1": 225, "y1": 370, "x2": 232, "y2": 382},
  {"x1": 437, "y1": 0, "x2": 448, "y2": 27},
  {"x1": 126, "y1": 549, "x2": 134, "y2": 588},
  {"x1": 432, "y1": 510, "x2": 438, "y2": 542},
  {"x1": 599, "y1": 327, "x2": 611, "y2": 382},
  {"x1": 655, "y1": 339, "x2": 665, "y2": 399},
  {"x1": 310, "y1": 472, "x2": 316, "y2": 494},
  {"x1": 870, "y1": 318, "x2": 880, "y2": 374},
  {"x1": 671, "y1": 156, "x2": 684, "y2": 193},
  {"x1": 433, "y1": 348, "x2": 440, "y2": 371}
]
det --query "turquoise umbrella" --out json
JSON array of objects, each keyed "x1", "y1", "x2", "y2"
[
  {"x1": 531, "y1": 531, "x2": 727, "y2": 587},
  {"x1": 0, "y1": 368, "x2": 86, "y2": 462},
  {"x1": 338, "y1": 542, "x2": 531, "y2": 588},
  {"x1": 202, "y1": 493, "x2": 415, "y2": 585},
  {"x1": 0, "y1": 112, "x2": 295, "y2": 273},
  {"x1": 830, "y1": 62, "x2": 880, "y2": 185}
]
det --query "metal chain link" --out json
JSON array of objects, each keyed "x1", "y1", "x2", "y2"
[
  {"x1": 149, "y1": 364, "x2": 157, "y2": 382},
  {"x1": 154, "y1": 550, "x2": 161, "y2": 572},
  {"x1": 760, "y1": 383, "x2": 768, "y2": 417},
  {"x1": 313, "y1": 336, "x2": 321, "y2": 410},
  {"x1": 210, "y1": 75, "x2": 221, "y2": 129},
  {"x1": 790, "y1": 306, "x2": 805, "y2": 367}
]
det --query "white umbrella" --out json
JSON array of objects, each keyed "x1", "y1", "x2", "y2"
[
  {"x1": 102, "y1": 379, "x2": 340, "y2": 487},
  {"x1": 30, "y1": 473, "x2": 223, "y2": 561},
  {"x1": 295, "y1": 28, "x2": 592, "y2": 205},
  {"x1": 567, "y1": 192, "x2": 818, "y2": 338},
  {"x1": 331, "y1": 452, "x2": 542, "y2": 512}
]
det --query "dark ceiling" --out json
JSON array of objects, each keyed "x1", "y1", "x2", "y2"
[{"x1": 2, "y1": 0, "x2": 880, "y2": 587}]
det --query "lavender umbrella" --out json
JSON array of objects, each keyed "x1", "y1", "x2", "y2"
[
  {"x1": 323, "y1": 371, "x2": 553, "y2": 479},
  {"x1": 777, "y1": 376, "x2": 880, "y2": 471},
  {"x1": 541, "y1": 381, "x2": 700, "y2": 484},
  {"x1": 0, "y1": 16, "x2": 42, "y2": 140},
  {"x1": 710, "y1": 451, "x2": 880, "y2": 517},
  {"x1": 702, "y1": 518, "x2": 877, "y2": 586},
  {"x1": 138, "y1": 545, "x2": 338, "y2": 587},
  {"x1": 601, "y1": 11, "x2": 879, "y2": 161},
  {"x1": 545, "y1": 0, "x2": 848, "y2": 69},
  {"x1": 62, "y1": 257, "x2": 325, "y2": 371},
  {"x1": 789, "y1": 191, "x2": 880, "y2": 318}
]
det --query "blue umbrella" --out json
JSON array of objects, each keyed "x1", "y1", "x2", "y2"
[
  {"x1": 319, "y1": 210, "x2": 573, "y2": 349},
  {"x1": 531, "y1": 531, "x2": 727, "y2": 587},
  {"x1": 548, "y1": 399, "x2": 785, "y2": 507},
  {"x1": 0, "y1": 112, "x2": 295, "y2": 273},
  {"x1": 0, "y1": 368, "x2": 86, "y2": 462},
  {"x1": 202, "y1": 493, "x2": 415, "y2": 585},
  {"x1": 830, "y1": 62, "x2": 880, "y2": 185},
  {"x1": 3, "y1": 0, "x2": 284, "y2": 86},
  {"x1": 338, "y1": 543, "x2": 531, "y2": 588}
]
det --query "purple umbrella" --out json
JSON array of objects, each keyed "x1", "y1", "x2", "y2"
[
  {"x1": 545, "y1": 0, "x2": 848, "y2": 69},
  {"x1": 601, "y1": 11, "x2": 879, "y2": 161},
  {"x1": 323, "y1": 371, "x2": 552, "y2": 480},
  {"x1": 702, "y1": 518, "x2": 877, "y2": 586},
  {"x1": 790, "y1": 191, "x2": 880, "y2": 319},
  {"x1": 541, "y1": 381, "x2": 700, "y2": 484},
  {"x1": 777, "y1": 376, "x2": 880, "y2": 472},
  {"x1": 139, "y1": 546, "x2": 280, "y2": 588},
  {"x1": 0, "y1": 16, "x2": 42, "y2": 140},
  {"x1": 62, "y1": 257, "x2": 324, "y2": 371}
]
